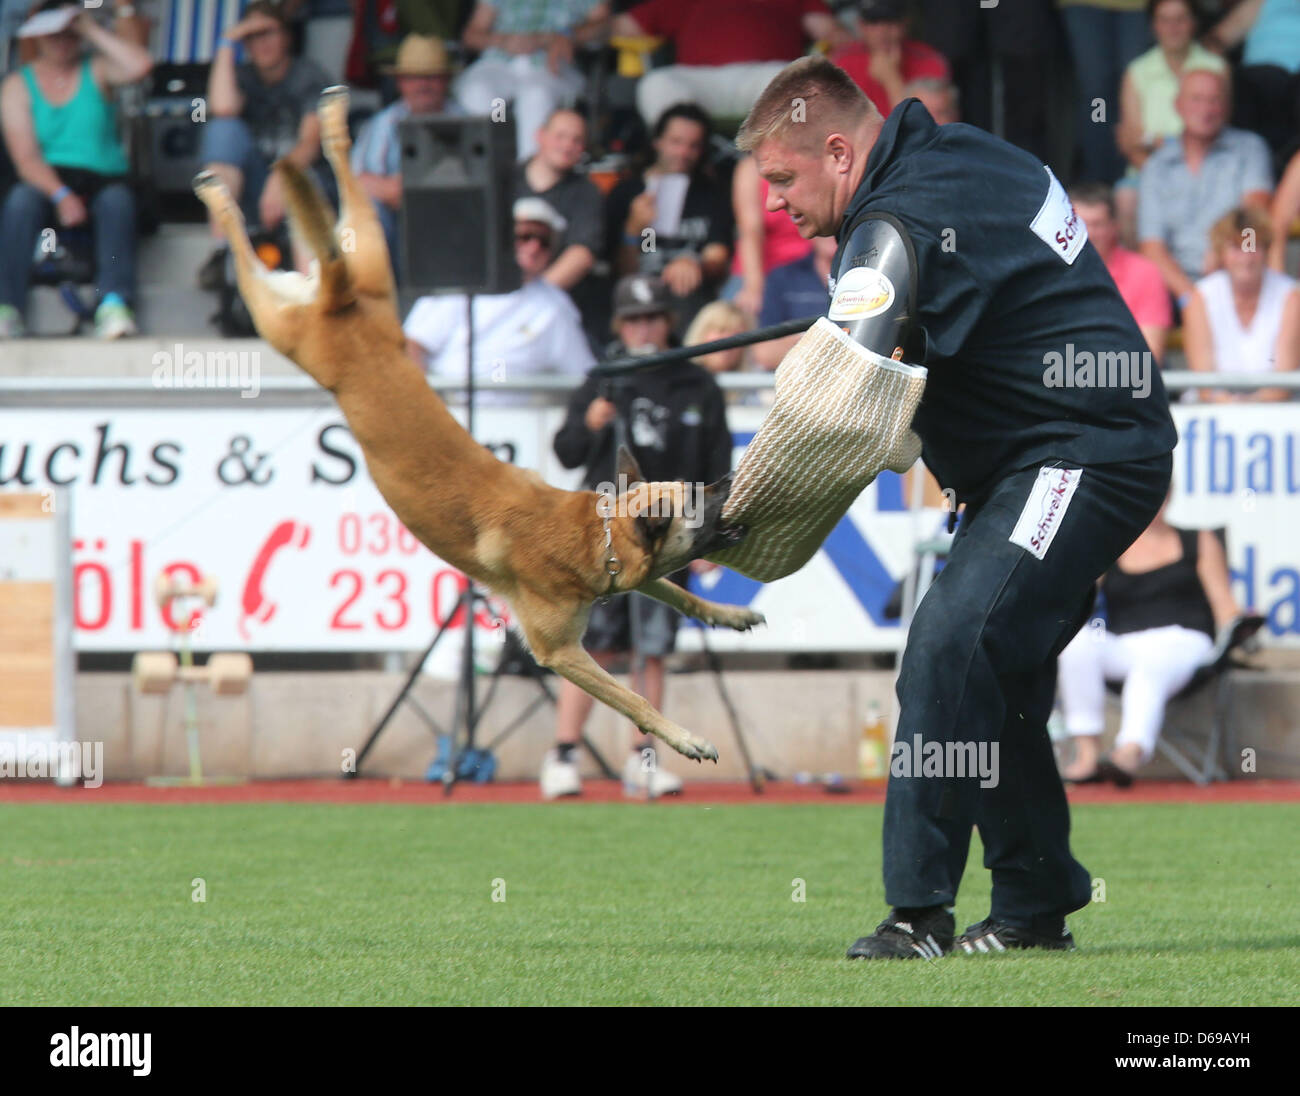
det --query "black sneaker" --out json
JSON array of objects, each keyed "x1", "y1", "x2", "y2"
[
  {"x1": 846, "y1": 906, "x2": 954, "y2": 960},
  {"x1": 957, "y1": 917, "x2": 1076, "y2": 953}
]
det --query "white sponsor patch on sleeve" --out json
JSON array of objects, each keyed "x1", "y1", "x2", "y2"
[
  {"x1": 1009, "y1": 466, "x2": 1082, "y2": 560},
  {"x1": 1030, "y1": 167, "x2": 1087, "y2": 265},
  {"x1": 828, "y1": 265, "x2": 895, "y2": 322}
]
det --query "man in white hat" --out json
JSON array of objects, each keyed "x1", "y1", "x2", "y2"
[
  {"x1": 351, "y1": 32, "x2": 464, "y2": 273},
  {"x1": 403, "y1": 196, "x2": 595, "y2": 402}
]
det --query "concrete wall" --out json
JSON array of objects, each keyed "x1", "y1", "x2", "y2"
[{"x1": 75, "y1": 668, "x2": 1300, "y2": 785}]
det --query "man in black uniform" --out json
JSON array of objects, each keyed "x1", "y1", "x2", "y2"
[{"x1": 737, "y1": 57, "x2": 1178, "y2": 958}]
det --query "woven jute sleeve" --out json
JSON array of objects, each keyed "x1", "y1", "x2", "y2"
[{"x1": 706, "y1": 316, "x2": 927, "y2": 582}]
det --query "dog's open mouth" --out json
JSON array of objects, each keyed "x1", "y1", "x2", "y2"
[{"x1": 706, "y1": 518, "x2": 748, "y2": 551}]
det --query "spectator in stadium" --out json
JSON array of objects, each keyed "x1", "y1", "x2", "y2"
[
  {"x1": 343, "y1": 0, "x2": 469, "y2": 92},
  {"x1": 828, "y1": 0, "x2": 950, "y2": 118},
  {"x1": 1057, "y1": 498, "x2": 1252, "y2": 785},
  {"x1": 455, "y1": 0, "x2": 608, "y2": 160},
  {"x1": 606, "y1": 102, "x2": 733, "y2": 331},
  {"x1": 726, "y1": 152, "x2": 812, "y2": 322},
  {"x1": 753, "y1": 233, "x2": 837, "y2": 369},
  {"x1": 1137, "y1": 69, "x2": 1273, "y2": 309},
  {"x1": 1269, "y1": 146, "x2": 1300, "y2": 274},
  {"x1": 545, "y1": 272, "x2": 732, "y2": 800},
  {"x1": 0, "y1": 2, "x2": 152, "y2": 338},
  {"x1": 1204, "y1": 0, "x2": 1300, "y2": 169},
  {"x1": 685, "y1": 298, "x2": 752, "y2": 375},
  {"x1": 611, "y1": 0, "x2": 850, "y2": 128},
  {"x1": 1069, "y1": 182, "x2": 1171, "y2": 362},
  {"x1": 351, "y1": 33, "x2": 462, "y2": 277},
  {"x1": 197, "y1": 1, "x2": 333, "y2": 284},
  {"x1": 1182, "y1": 207, "x2": 1300, "y2": 403},
  {"x1": 1058, "y1": 0, "x2": 1150, "y2": 187},
  {"x1": 514, "y1": 107, "x2": 606, "y2": 339},
  {"x1": 902, "y1": 75, "x2": 959, "y2": 124},
  {"x1": 403, "y1": 198, "x2": 594, "y2": 400},
  {"x1": 1114, "y1": 0, "x2": 1227, "y2": 246}
]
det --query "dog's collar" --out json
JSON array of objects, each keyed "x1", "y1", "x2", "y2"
[{"x1": 600, "y1": 504, "x2": 621, "y2": 602}]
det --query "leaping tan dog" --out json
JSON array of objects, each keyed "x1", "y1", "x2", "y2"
[{"x1": 193, "y1": 86, "x2": 761, "y2": 763}]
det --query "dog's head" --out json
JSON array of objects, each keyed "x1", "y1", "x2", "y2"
[{"x1": 604, "y1": 446, "x2": 746, "y2": 581}]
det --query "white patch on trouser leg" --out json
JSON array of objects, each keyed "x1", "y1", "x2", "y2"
[{"x1": 1009, "y1": 466, "x2": 1082, "y2": 560}]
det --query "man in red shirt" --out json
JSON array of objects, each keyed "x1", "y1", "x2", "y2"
[
  {"x1": 612, "y1": 0, "x2": 850, "y2": 127},
  {"x1": 1070, "y1": 182, "x2": 1172, "y2": 364},
  {"x1": 829, "y1": 0, "x2": 950, "y2": 118}
]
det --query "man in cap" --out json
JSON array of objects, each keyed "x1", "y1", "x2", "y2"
[
  {"x1": 546, "y1": 273, "x2": 733, "y2": 799},
  {"x1": 351, "y1": 32, "x2": 465, "y2": 274},
  {"x1": 403, "y1": 197, "x2": 594, "y2": 402}
]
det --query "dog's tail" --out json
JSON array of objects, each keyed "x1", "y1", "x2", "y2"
[{"x1": 274, "y1": 160, "x2": 355, "y2": 313}]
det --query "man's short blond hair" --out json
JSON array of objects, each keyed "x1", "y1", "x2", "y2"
[{"x1": 737, "y1": 55, "x2": 879, "y2": 154}]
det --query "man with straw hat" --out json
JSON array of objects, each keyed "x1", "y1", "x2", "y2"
[{"x1": 351, "y1": 32, "x2": 464, "y2": 272}]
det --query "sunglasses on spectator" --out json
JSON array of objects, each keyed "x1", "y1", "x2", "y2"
[{"x1": 514, "y1": 230, "x2": 553, "y2": 247}]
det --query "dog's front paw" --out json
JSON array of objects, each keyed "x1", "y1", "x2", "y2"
[
  {"x1": 665, "y1": 730, "x2": 719, "y2": 764},
  {"x1": 709, "y1": 605, "x2": 766, "y2": 632}
]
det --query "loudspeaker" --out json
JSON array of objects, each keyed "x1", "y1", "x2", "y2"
[{"x1": 398, "y1": 115, "x2": 520, "y2": 295}]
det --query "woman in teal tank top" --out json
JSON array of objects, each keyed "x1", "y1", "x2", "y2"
[{"x1": 0, "y1": 3, "x2": 151, "y2": 338}]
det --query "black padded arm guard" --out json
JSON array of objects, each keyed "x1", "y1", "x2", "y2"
[{"x1": 829, "y1": 212, "x2": 919, "y2": 358}]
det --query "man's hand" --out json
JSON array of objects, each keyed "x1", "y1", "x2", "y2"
[
  {"x1": 226, "y1": 10, "x2": 280, "y2": 42},
  {"x1": 258, "y1": 172, "x2": 285, "y2": 228},
  {"x1": 662, "y1": 254, "x2": 702, "y2": 296},
  {"x1": 625, "y1": 190, "x2": 656, "y2": 236},
  {"x1": 585, "y1": 397, "x2": 617, "y2": 432},
  {"x1": 56, "y1": 190, "x2": 88, "y2": 227}
]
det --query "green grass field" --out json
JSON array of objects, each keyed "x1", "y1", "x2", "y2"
[{"x1": 2, "y1": 802, "x2": 1296, "y2": 1005}]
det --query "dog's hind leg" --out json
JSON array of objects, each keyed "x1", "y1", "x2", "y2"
[{"x1": 638, "y1": 578, "x2": 765, "y2": 632}]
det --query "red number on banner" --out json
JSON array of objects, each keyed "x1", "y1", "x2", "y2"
[
  {"x1": 329, "y1": 569, "x2": 364, "y2": 629},
  {"x1": 366, "y1": 512, "x2": 390, "y2": 555},
  {"x1": 431, "y1": 569, "x2": 468, "y2": 628},
  {"x1": 375, "y1": 569, "x2": 409, "y2": 630},
  {"x1": 339, "y1": 513, "x2": 361, "y2": 555},
  {"x1": 396, "y1": 522, "x2": 419, "y2": 555}
]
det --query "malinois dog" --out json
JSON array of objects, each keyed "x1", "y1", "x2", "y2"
[{"x1": 193, "y1": 87, "x2": 760, "y2": 763}]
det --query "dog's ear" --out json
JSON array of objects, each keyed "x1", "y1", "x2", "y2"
[
  {"x1": 636, "y1": 510, "x2": 674, "y2": 545},
  {"x1": 616, "y1": 445, "x2": 645, "y2": 487}
]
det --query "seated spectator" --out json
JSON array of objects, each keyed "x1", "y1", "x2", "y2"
[
  {"x1": 344, "y1": 0, "x2": 463, "y2": 91},
  {"x1": 198, "y1": 1, "x2": 332, "y2": 283},
  {"x1": 1115, "y1": 0, "x2": 1227, "y2": 245},
  {"x1": 753, "y1": 234, "x2": 837, "y2": 369},
  {"x1": 828, "y1": 0, "x2": 949, "y2": 118},
  {"x1": 514, "y1": 107, "x2": 605, "y2": 340},
  {"x1": 612, "y1": 0, "x2": 850, "y2": 129},
  {"x1": 351, "y1": 33, "x2": 462, "y2": 276},
  {"x1": 455, "y1": 0, "x2": 608, "y2": 160},
  {"x1": 685, "y1": 298, "x2": 752, "y2": 375},
  {"x1": 1137, "y1": 69, "x2": 1272, "y2": 308},
  {"x1": 1183, "y1": 207, "x2": 1299, "y2": 403},
  {"x1": 1269, "y1": 147, "x2": 1300, "y2": 273},
  {"x1": 1205, "y1": 0, "x2": 1300, "y2": 168},
  {"x1": 544, "y1": 272, "x2": 732, "y2": 800},
  {"x1": 902, "y1": 75, "x2": 959, "y2": 124},
  {"x1": 403, "y1": 198, "x2": 594, "y2": 402},
  {"x1": 1058, "y1": 498, "x2": 1251, "y2": 785},
  {"x1": 1069, "y1": 182, "x2": 1172, "y2": 362},
  {"x1": 726, "y1": 152, "x2": 812, "y2": 322},
  {"x1": 0, "y1": 3, "x2": 152, "y2": 338},
  {"x1": 606, "y1": 102, "x2": 733, "y2": 332}
]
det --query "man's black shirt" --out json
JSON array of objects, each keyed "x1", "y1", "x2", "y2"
[{"x1": 833, "y1": 100, "x2": 1178, "y2": 501}]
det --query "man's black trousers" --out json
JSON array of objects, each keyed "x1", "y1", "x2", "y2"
[{"x1": 885, "y1": 452, "x2": 1173, "y2": 924}]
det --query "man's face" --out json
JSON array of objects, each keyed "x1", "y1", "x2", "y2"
[
  {"x1": 756, "y1": 135, "x2": 847, "y2": 239},
  {"x1": 513, "y1": 219, "x2": 555, "y2": 278},
  {"x1": 1177, "y1": 73, "x2": 1228, "y2": 141},
  {"x1": 245, "y1": 19, "x2": 290, "y2": 72},
  {"x1": 1074, "y1": 201, "x2": 1116, "y2": 257},
  {"x1": 38, "y1": 28, "x2": 81, "y2": 65},
  {"x1": 859, "y1": 19, "x2": 904, "y2": 53},
  {"x1": 617, "y1": 312, "x2": 672, "y2": 353},
  {"x1": 654, "y1": 118, "x2": 707, "y2": 175},
  {"x1": 536, "y1": 111, "x2": 587, "y2": 172},
  {"x1": 398, "y1": 74, "x2": 449, "y2": 115}
]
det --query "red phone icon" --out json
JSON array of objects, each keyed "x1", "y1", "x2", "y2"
[{"x1": 240, "y1": 520, "x2": 311, "y2": 640}]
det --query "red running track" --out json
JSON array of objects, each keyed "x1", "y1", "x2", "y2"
[{"x1": 0, "y1": 779, "x2": 1296, "y2": 805}]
